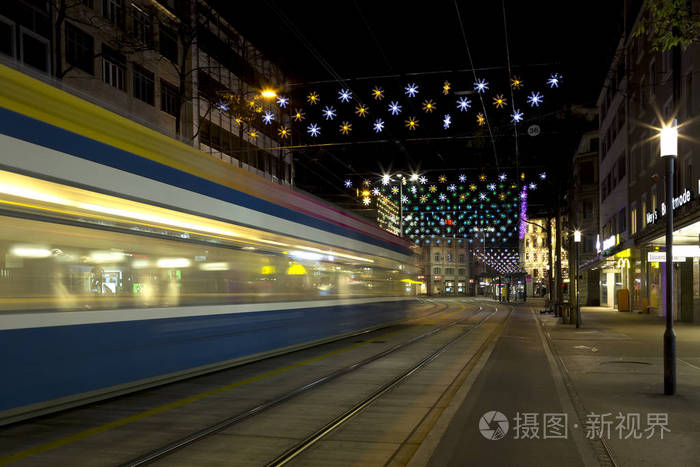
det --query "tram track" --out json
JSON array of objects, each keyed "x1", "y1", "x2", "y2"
[{"x1": 118, "y1": 300, "x2": 492, "y2": 467}]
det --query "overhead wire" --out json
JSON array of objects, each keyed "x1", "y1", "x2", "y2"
[
  {"x1": 453, "y1": 0, "x2": 499, "y2": 168},
  {"x1": 501, "y1": 0, "x2": 520, "y2": 176}
]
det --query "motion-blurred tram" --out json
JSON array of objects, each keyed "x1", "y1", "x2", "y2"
[{"x1": 0, "y1": 64, "x2": 420, "y2": 424}]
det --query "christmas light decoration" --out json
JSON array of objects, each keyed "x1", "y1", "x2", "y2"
[
  {"x1": 498, "y1": 173, "x2": 507, "y2": 181},
  {"x1": 248, "y1": 130, "x2": 258, "y2": 140},
  {"x1": 405, "y1": 116, "x2": 419, "y2": 130},
  {"x1": 448, "y1": 184, "x2": 457, "y2": 191},
  {"x1": 338, "y1": 89, "x2": 352, "y2": 102},
  {"x1": 438, "y1": 175, "x2": 447, "y2": 183},
  {"x1": 511, "y1": 109, "x2": 524, "y2": 123},
  {"x1": 276, "y1": 96, "x2": 289, "y2": 108},
  {"x1": 293, "y1": 109, "x2": 305, "y2": 121},
  {"x1": 307, "y1": 123, "x2": 321, "y2": 137},
  {"x1": 340, "y1": 121, "x2": 352, "y2": 135},
  {"x1": 443, "y1": 114, "x2": 452, "y2": 129},
  {"x1": 527, "y1": 92, "x2": 543, "y2": 107},
  {"x1": 443, "y1": 80, "x2": 451, "y2": 95},
  {"x1": 344, "y1": 179, "x2": 352, "y2": 188},
  {"x1": 519, "y1": 186, "x2": 528, "y2": 239},
  {"x1": 388, "y1": 101, "x2": 402, "y2": 115},
  {"x1": 459, "y1": 174, "x2": 467, "y2": 182},
  {"x1": 372, "y1": 87, "x2": 384, "y2": 100},
  {"x1": 423, "y1": 99, "x2": 437, "y2": 113},
  {"x1": 262, "y1": 111, "x2": 275, "y2": 125},
  {"x1": 307, "y1": 92, "x2": 320, "y2": 104},
  {"x1": 474, "y1": 78, "x2": 489, "y2": 93},
  {"x1": 362, "y1": 196, "x2": 371, "y2": 206},
  {"x1": 511, "y1": 77, "x2": 523, "y2": 89},
  {"x1": 493, "y1": 94, "x2": 507, "y2": 108},
  {"x1": 277, "y1": 126, "x2": 291, "y2": 139},
  {"x1": 539, "y1": 172, "x2": 547, "y2": 179},
  {"x1": 322, "y1": 106, "x2": 337, "y2": 120},
  {"x1": 372, "y1": 187, "x2": 380, "y2": 196},
  {"x1": 547, "y1": 73, "x2": 562, "y2": 88},
  {"x1": 373, "y1": 118, "x2": 385, "y2": 133},
  {"x1": 405, "y1": 83, "x2": 419, "y2": 97},
  {"x1": 355, "y1": 105, "x2": 369, "y2": 117},
  {"x1": 476, "y1": 113, "x2": 486, "y2": 126},
  {"x1": 381, "y1": 174, "x2": 391, "y2": 185}
]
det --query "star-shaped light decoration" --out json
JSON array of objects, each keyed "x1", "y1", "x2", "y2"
[
  {"x1": 438, "y1": 175, "x2": 447, "y2": 183},
  {"x1": 547, "y1": 73, "x2": 562, "y2": 88},
  {"x1": 410, "y1": 185, "x2": 417, "y2": 194},
  {"x1": 372, "y1": 87, "x2": 384, "y2": 100},
  {"x1": 338, "y1": 89, "x2": 352, "y2": 102},
  {"x1": 474, "y1": 78, "x2": 489, "y2": 93},
  {"x1": 443, "y1": 114, "x2": 451, "y2": 129},
  {"x1": 457, "y1": 97, "x2": 472, "y2": 112},
  {"x1": 510, "y1": 109, "x2": 524, "y2": 123},
  {"x1": 363, "y1": 179, "x2": 371, "y2": 186},
  {"x1": 428, "y1": 185, "x2": 437, "y2": 193},
  {"x1": 248, "y1": 130, "x2": 258, "y2": 140},
  {"x1": 277, "y1": 126, "x2": 291, "y2": 139},
  {"x1": 216, "y1": 101, "x2": 229, "y2": 112},
  {"x1": 405, "y1": 83, "x2": 419, "y2": 97},
  {"x1": 401, "y1": 195, "x2": 409, "y2": 203},
  {"x1": 419, "y1": 175, "x2": 428, "y2": 184},
  {"x1": 487, "y1": 183, "x2": 496, "y2": 191},
  {"x1": 276, "y1": 96, "x2": 289, "y2": 108},
  {"x1": 527, "y1": 92, "x2": 543, "y2": 107},
  {"x1": 493, "y1": 94, "x2": 507, "y2": 109},
  {"x1": 405, "y1": 116, "x2": 419, "y2": 130},
  {"x1": 423, "y1": 99, "x2": 436, "y2": 113},
  {"x1": 479, "y1": 192, "x2": 487, "y2": 200},
  {"x1": 362, "y1": 197, "x2": 371, "y2": 206},
  {"x1": 355, "y1": 105, "x2": 369, "y2": 117},
  {"x1": 381, "y1": 174, "x2": 391, "y2": 185},
  {"x1": 373, "y1": 118, "x2": 385, "y2": 133},
  {"x1": 479, "y1": 174, "x2": 487, "y2": 181},
  {"x1": 388, "y1": 101, "x2": 403, "y2": 115},
  {"x1": 344, "y1": 179, "x2": 352, "y2": 188},
  {"x1": 322, "y1": 106, "x2": 337, "y2": 120},
  {"x1": 262, "y1": 111, "x2": 275, "y2": 125},
  {"x1": 307, "y1": 123, "x2": 321, "y2": 137},
  {"x1": 447, "y1": 184, "x2": 457, "y2": 191},
  {"x1": 439, "y1": 193, "x2": 447, "y2": 201},
  {"x1": 499, "y1": 193, "x2": 506, "y2": 200},
  {"x1": 292, "y1": 109, "x2": 305, "y2": 122},
  {"x1": 529, "y1": 182, "x2": 537, "y2": 190},
  {"x1": 391, "y1": 186, "x2": 399, "y2": 194},
  {"x1": 498, "y1": 173, "x2": 507, "y2": 181},
  {"x1": 459, "y1": 193, "x2": 467, "y2": 201},
  {"x1": 307, "y1": 92, "x2": 320, "y2": 105},
  {"x1": 420, "y1": 195, "x2": 428, "y2": 203},
  {"x1": 372, "y1": 187, "x2": 380, "y2": 196},
  {"x1": 442, "y1": 80, "x2": 451, "y2": 95},
  {"x1": 459, "y1": 174, "x2": 467, "y2": 182},
  {"x1": 510, "y1": 77, "x2": 523, "y2": 89},
  {"x1": 339, "y1": 121, "x2": 352, "y2": 135},
  {"x1": 476, "y1": 113, "x2": 486, "y2": 126},
  {"x1": 469, "y1": 184, "x2": 477, "y2": 191},
  {"x1": 539, "y1": 172, "x2": 547, "y2": 179}
]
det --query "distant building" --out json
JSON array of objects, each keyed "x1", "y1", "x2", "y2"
[
  {"x1": 419, "y1": 238, "x2": 470, "y2": 295},
  {"x1": 520, "y1": 218, "x2": 568, "y2": 298}
]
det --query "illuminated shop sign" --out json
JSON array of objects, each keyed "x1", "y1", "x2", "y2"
[{"x1": 645, "y1": 188, "x2": 694, "y2": 225}]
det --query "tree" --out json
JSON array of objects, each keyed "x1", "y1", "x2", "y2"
[
  {"x1": 51, "y1": 0, "x2": 101, "y2": 79},
  {"x1": 634, "y1": 0, "x2": 700, "y2": 51}
]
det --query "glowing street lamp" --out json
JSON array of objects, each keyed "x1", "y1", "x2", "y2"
[
  {"x1": 260, "y1": 89, "x2": 277, "y2": 99},
  {"x1": 573, "y1": 230, "x2": 581, "y2": 328},
  {"x1": 660, "y1": 119, "x2": 678, "y2": 395}
]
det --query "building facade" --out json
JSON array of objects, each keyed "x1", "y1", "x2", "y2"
[
  {"x1": 418, "y1": 238, "x2": 470, "y2": 295},
  {"x1": 593, "y1": 4, "x2": 700, "y2": 321},
  {"x1": 520, "y1": 218, "x2": 569, "y2": 298},
  {"x1": 0, "y1": 0, "x2": 292, "y2": 184}
]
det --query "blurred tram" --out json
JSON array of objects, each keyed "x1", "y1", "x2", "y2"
[{"x1": 0, "y1": 65, "x2": 420, "y2": 424}]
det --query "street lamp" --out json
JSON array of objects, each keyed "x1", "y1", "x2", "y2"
[
  {"x1": 660, "y1": 119, "x2": 677, "y2": 395},
  {"x1": 573, "y1": 229, "x2": 581, "y2": 329}
]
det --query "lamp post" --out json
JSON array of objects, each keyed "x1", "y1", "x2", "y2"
[
  {"x1": 660, "y1": 120, "x2": 677, "y2": 395},
  {"x1": 574, "y1": 230, "x2": 581, "y2": 329}
]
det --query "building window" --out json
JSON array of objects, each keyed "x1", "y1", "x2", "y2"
[
  {"x1": 102, "y1": 45, "x2": 125, "y2": 90},
  {"x1": 641, "y1": 193, "x2": 648, "y2": 228},
  {"x1": 445, "y1": 268, "x2": 454, "y2": 275},
  {"x1": 0, "y1": 15, "x2": 15, "y2": 58},
  {"x1": 65, "y1": 23, "x2": 94, "y2": 74},
  {"x1": 434, "y1": 253, "x2": 440, "y2": 262},
  {"x1": 446, "y1": 253, "x2": 452, "y2": 262},
  {"x1": 459, "y1": 254, "x2": 465, "y2": 263},
  {"x1": 631, "y1": 202, "x2": 637, "y2": 235},
  {"x1": 583, "y1": 199, "x2": 593, "y2": 219},
  {"x1": 160, "y1": 79, "x2": 178, "y2": 116},
  {"x1": 102, "y1": 0, "x2": 124, "y2": 28},
  {"x1": 458, "y1": 268, "x2": 466, "y2": 275},
  {"x1": 132, "y1": 4, "x2": 152, "y2": 46},
  {"x1": 618, "y1": 208, "x2": 627, "y2": 233},
  {"x1": 133, "y1": 64, "x2": 154, "y2": 105},
  {"x1": 433, "y1": 267, "x2": 441, "y2": 275},
  {"x1": 20, "y1": 27, "x2": 50, "y2": 73},
  {"x1": 159, "y1": 26, "x2": 178, "y2": 63}
]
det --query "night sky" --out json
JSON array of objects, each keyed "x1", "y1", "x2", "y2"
[{"x1": 215, "y1": 1, "x2": 628, "y2": 196}]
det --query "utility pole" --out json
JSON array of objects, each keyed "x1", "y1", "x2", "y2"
[{"x1": 554, "y1": 180, "x2": 563, "y2": 318}]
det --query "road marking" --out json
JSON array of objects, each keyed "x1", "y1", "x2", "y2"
[{"x1": 0, "y1": 302, "x2": 469, "y2": 465}]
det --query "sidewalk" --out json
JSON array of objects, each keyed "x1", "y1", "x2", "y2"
[{"x1": 539, "y1": 307, "x2": 700, "y2": 466}]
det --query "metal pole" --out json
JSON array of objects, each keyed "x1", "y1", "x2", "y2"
[
  {"x1": 399, "y1": 180, "x2": 403, "y2": 237},
  {"x1": 664, "y1": 155, "x2": 676, "y2": 395},
  {"x1": 576, "y1": 241, "x2": 581, "y2": 328}
]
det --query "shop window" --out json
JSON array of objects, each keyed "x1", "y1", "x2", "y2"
[{"x1": 65, "y1": 23, "x2": 94, "y2": 74}]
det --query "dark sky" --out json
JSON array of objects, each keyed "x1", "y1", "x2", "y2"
[{"x1": 214, "y1": 1, "x2": 629, "y2": 193}]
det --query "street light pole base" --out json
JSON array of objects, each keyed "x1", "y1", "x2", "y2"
[{"x1": 664, "y1": 328, "x2": 676, "y2": 395}]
